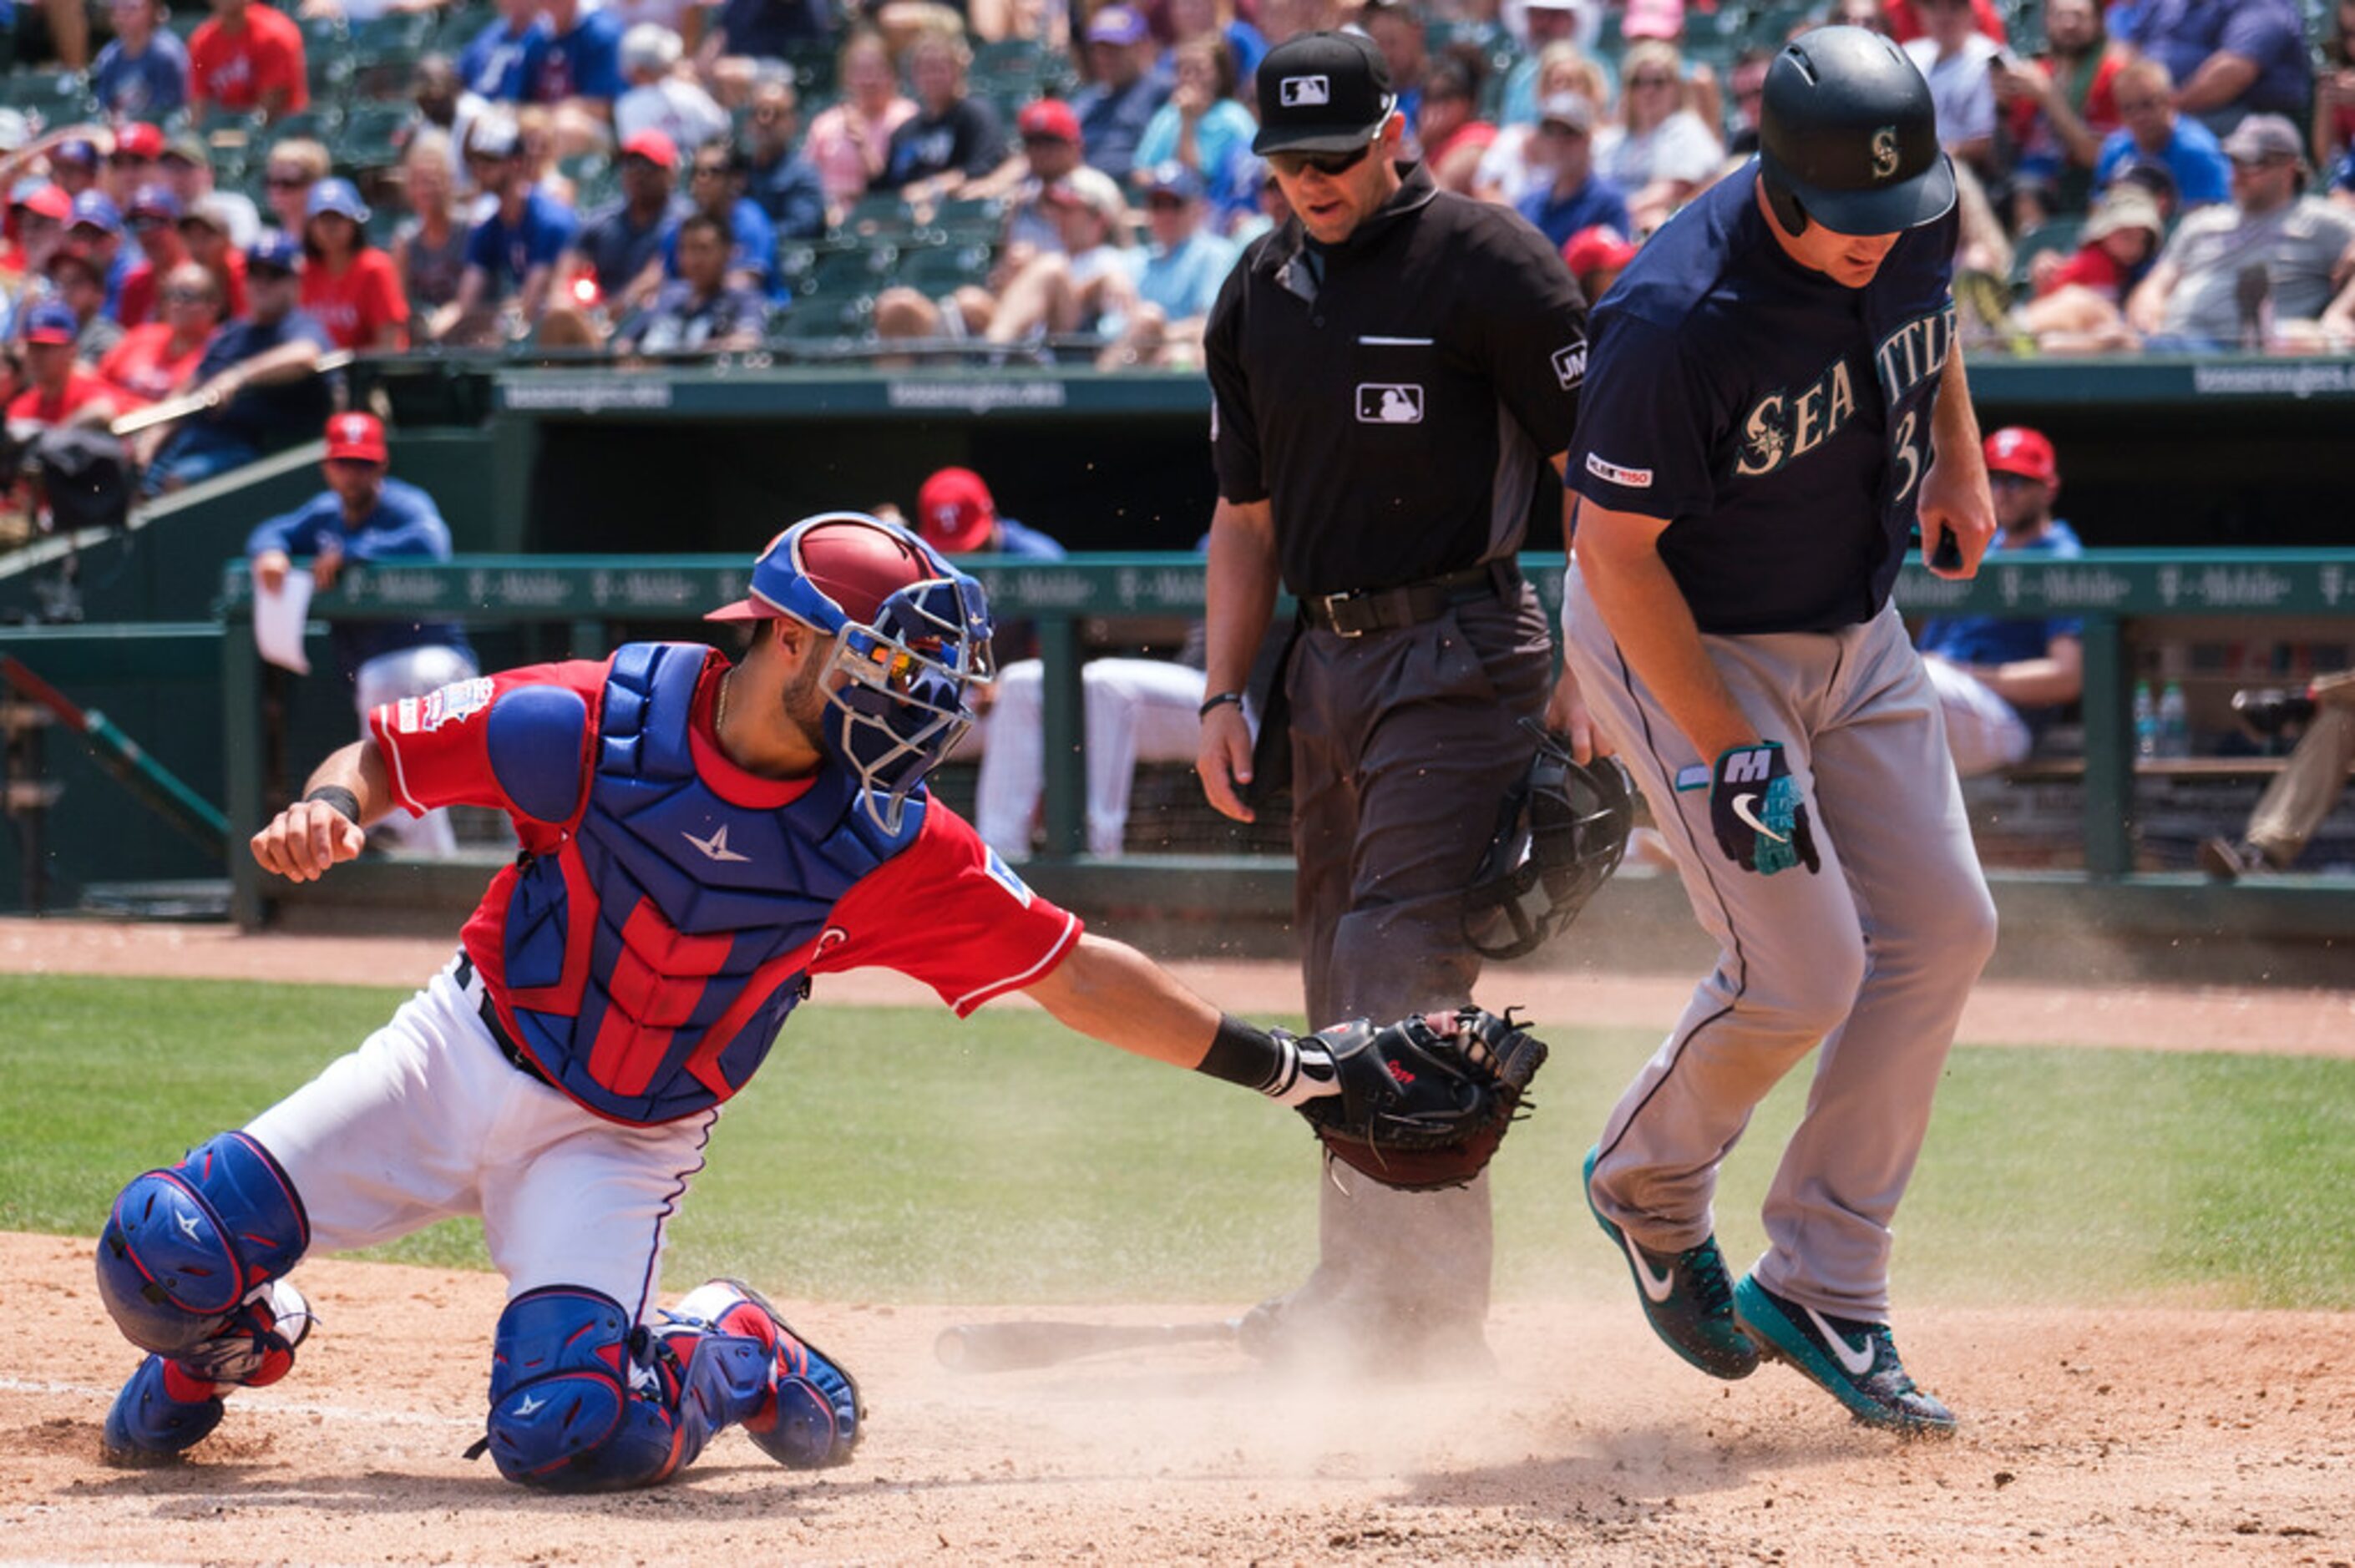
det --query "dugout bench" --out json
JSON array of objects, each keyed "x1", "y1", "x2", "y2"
[{"x1": 215, "y1": 549, "x2": 2355, "y2": 932}]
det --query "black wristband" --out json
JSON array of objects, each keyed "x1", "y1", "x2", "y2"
[
  {"x1": 1196, "y1": 1014, "x2": 1285, "y2": 1092},
  {"x1": 1198, "y1": 690, "x2": 1246, "y2": 720},
  {"x1": 303, "y1": 786, "x2": 361, "y2": 823}
]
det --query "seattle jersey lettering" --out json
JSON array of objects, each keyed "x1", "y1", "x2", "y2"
[{"x1": 1733, "y1": 360, "x2": 1858, "y2": 478}]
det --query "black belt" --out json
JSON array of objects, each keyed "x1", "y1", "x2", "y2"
[
  {"x1": 453, "y1": 951, "x2": 555, "y2": 1088},
  {"x1": 1297, "y1": 560, "x2": 1518, "y2": 637}
]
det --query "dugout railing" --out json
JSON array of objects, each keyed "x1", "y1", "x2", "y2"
[{"x1": 215, "y1": 549, "x2": 2355, "y2": 931}]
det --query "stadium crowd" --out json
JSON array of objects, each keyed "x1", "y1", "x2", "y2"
[{"x1": 0, "y1": 0, "x2": 2348, "y2": 519}]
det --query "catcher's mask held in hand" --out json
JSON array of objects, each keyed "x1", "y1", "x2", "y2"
[
  {"x1": 707, "y1": 511, "x2": 995, "y2": 832},
  {"x1": 1464, "y1": 723, "x2": 1636, "y2": 960}
]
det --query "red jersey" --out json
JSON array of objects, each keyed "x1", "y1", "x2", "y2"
[
  {"x1": 371, "y1": 654, "x2": 1081, "y2": 1023},
  {"x1": 1881, "y1": 0, "x2": 2006, "y2": 45},
  {"x1": 300, "y1": 247, "x2": 409, "y2": 351},
  {"x1": 6, "y1": 370, "x2": 116, "y2": 441},
  {"x1": 100, "y1": 322, "x2": 212, "y2": 404},
  {"x1": 2043, "y1": 243, "x2": 2128, "y2": 302},
  {"x1": 189, "y1": 3, "x2": 309, "y2": 114}
]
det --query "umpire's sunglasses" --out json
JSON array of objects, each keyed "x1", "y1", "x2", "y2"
[{"x1": 1267, "y1": 136, "x2": 1376, "y2": 180}]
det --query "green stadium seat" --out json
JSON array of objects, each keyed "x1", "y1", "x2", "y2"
[
  {"x1": 838, "y1": 191, "x2": 915, "y2": 238},
  {"x1": 775, "y1": 288, "x2": 875, "y2": 341},
  {"x1": 781, "y1": 40, "x2": 838, "y2": 99},
  {"x1": 929, "y1": 195, "x2": 1005, "y2": 239},
  {"x1": 2011, "y1": 215, "x2": 2086, "y2": 293},
  {"x1": 337, "y1": 102, "x2": 413, "y2": 170},
  {"x1": 893, "y1": 240, "x2": 995, "y2": 293},
  {"x1": 0, "y1": 69, "x2": 92, "y2": 118}
]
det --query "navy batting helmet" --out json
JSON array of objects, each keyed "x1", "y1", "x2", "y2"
[
  {"x1": 1757, "y1": 24, "x2": 1954, "y2": 238},
  {"x1": 1464, "y1": 725, "x2": 1635, "y2": 962}
]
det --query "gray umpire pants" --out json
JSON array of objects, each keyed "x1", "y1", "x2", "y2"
[
  {"x1": 1564, "y1": 564, "x2": 1997, "y2": 1320},
  {"x1": 1285, "y1": 582, "x2": 1551, "y2": 1336}
]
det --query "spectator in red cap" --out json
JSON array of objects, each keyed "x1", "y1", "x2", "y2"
[
  {"x1": 2, "y1": 185, "x2": 73, "y2": 314},
  {"x1": 245, "y1": 412, "x2": 477, "y2": 855},
  {"x1": 6, "y1": 301, "x2": 122, "y2": 447},
  {"x1": 301, "y1": 180, "x2": 409, "y2": 352},
  {"x1": 799, "y1": 28, "x2": 916, "y2": 222},
  {"x1": 961, "y1": 96, "x2": 1086, "y2": 253},
  {"x1": 188, "y1": 0, "x2": 310, "y2": 123},
  {"x1": 1560, "y1": 223, "x2": 1638, "y2": 303},
  {"x1": 103, "y1": 121, "x2": 168, "y2": 210},
  {"x1": 555, "y1": 129, "x2": 686, "y2": 319},
  {"x1": 1913, "y1": 427, "x2": 2085, "y2": 776}
]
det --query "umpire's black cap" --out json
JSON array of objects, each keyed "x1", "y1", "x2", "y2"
[
  {"x1": 1253, "y1": 31, "x2": 1396, "y2": 155},
  {"x1": 1758, "y1": 24, "x2": 1955, "y2": 236}
]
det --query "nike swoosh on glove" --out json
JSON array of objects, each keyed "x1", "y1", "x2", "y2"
[{"x1": 1709, "y1": 741, "x2": 1821, "y2": 877}]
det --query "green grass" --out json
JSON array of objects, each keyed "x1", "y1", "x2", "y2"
[{"x1": 7, "y1": 974, "x2": 2353, "y2": 1309}]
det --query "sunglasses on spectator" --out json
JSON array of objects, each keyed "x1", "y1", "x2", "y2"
[
  {"x1": 1267, "y1": 139, "x2": 1375, "y2": 180},
  {"x1": 1145, "y1": 192, "x2": 1188, "y2": 210},
  {"x1": 1988, "y1": 472, "x2": 2041, "y2": 490},
  {"x1": 163, "y1": 286, "x2": 212, "y2": 303}
]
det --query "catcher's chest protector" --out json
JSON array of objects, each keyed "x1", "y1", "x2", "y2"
[{"x1": 500, "y1": 642, "x2": 922, "y2": 1124}]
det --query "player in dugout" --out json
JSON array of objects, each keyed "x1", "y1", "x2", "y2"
[{"x1": 93, "y1": 511, "x2": 1541, "y2": 1490}]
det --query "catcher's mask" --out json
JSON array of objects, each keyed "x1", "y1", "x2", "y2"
[
  {"x1": 708, "y1": 511, "x2": 995, "y2": 832},
  {"x1": 1464, "y1": 723, "x2": 1635, "y2": 961}
]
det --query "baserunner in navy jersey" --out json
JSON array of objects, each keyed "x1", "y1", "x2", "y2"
[{"x1": 1562, "y1": 26, "x2": 1998, "y2": 1436}]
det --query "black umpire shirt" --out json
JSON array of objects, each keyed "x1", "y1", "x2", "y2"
[{"x1": 1203, "y1": 161, "x2": 1590, "y2": 599}]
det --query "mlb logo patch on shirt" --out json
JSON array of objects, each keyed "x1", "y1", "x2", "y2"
[
  {"x1": 1279, "y1": 74, "x2": 1329, "y2": 107},
  {"x1": 1356, "y1": 383, "x2": 1424, "y2": 424},
  {"x1": 1586, "y1": 452, "x2": 1654, "y2": 488}
]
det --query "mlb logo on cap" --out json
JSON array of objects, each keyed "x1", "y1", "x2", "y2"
[
  {"x1": 324, "y1": 412, "x2": 389, "y2": 463},
  {"x1": 1280, "y1": 74, "x2": 1329, "y2": 107}
]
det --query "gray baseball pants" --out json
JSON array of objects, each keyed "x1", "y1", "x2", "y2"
[{"x1": 1563, "y1": 563, "x2": 1997, "y2": 1320}]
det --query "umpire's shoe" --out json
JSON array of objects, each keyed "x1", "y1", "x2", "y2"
[
  {"x1": 1732, "y1": 1275, "x2": 1956, "y2": 1437},
  {"x1": 101, "y1": 1355, "x2": 225, "y2": 1464},
  {"x1": 1583, "y1": 1147, "x2": 1757, "y2": 1380},
  {"x1": 676, "y1": 1279, "x2": 863, "y2": 1469}
]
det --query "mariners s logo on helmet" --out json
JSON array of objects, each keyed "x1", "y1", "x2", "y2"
[{"x1": 1870, "y1": 126, "x2": 1901, "y2": 180}]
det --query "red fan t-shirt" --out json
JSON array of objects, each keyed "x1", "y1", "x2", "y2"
[
  {"x1": 301, "y1": 248, "x2": 409, "y2": 351},
  {"x1": 189, "y1": 2, "x2": 310, "y2": 114}
]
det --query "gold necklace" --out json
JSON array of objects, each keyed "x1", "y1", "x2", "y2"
[{"x1": 716, "y1": 670, "x2": 732, "y2": 738}]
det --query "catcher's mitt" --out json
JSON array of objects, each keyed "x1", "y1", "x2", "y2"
[{"x1": 1294, "y1": 1007, "x2": 1548, "y2": 1191}]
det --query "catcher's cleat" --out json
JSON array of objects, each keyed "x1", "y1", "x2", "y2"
[
  {"x1": 1733, "y1": 1276, "x2": 1956, "y2": 1437},
  {"x1": 673, "y1": 1279, "x2": 862, "y2": 1468},
  {"x1": 1583, "y1": 1147, "x2": 1757, "y2": 1380},
  {"x1": 101, "y1": 1355, "x2": 224, "y2": 1465}
]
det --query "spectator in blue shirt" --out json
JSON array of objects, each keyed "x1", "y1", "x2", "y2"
[
  {"x1": 742, "y1": 75, "x2": 827, "y2": 241},
  {"x1": 1514, "y1": 94, "x2": 1631, "y2": 250},
  {"x1": 1916, "y1": 427, "x2": 2085, "y2": 777},
  {"x1": 458, "y1": 0, "x2": 547, "y2": 103},
  {"x1": 66, "y1": 192, "x2": 135, "y2": 319},
  {"x1": 432, "y1": 115, "x2": 580, "y2": 344},
  {"x1": 1132, "y1": 35, "x2": 1259, "y2": 215},
  {"x1": 558, "y1": 128, "x2": 686, "y2": 314},
  {"x1": 532, "y1": 0, "x2": 626, "y2": 121},
  {"x1": 666, "y1": 143, "x2": 780, "y2": 298},
  {"x1": 92, "y1": 0, "x2": 191, "y2": 119},
  {"x1": 2335, "y1": 147, "x2": 2355, "y2": 207},
  {"x1": 139, "y1": 234, "x2": 335, "y2": 493},
  {"x1": 2093, "y1": 56, "x2": 2233, "y2": 207},
  {"x1": 1072, "y1": 6, "x2": 1171, "y2": 185},
  {"x1": 2118, "y1": 0, "x2": 2312, "y2": 133},
  {"x1": 1100, "y1": 162, "x2": 1234, "y2": 368},
  {"x1": 615, "y1": 212, "x2": 769, "y2": 355},
  {"x1": 246, "y1": 411, "x2": 478, "y2": 857}
]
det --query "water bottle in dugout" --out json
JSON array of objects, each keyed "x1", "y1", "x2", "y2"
[
  {"x1": 2158, "y1": 681, "x2": 2190, "y2": 757},
  {"x1": 2133, "y1": 680, "x2": 2158, "y2": 760}
]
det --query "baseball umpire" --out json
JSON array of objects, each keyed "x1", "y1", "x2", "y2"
[
  {"x1": 1565, "y1": 26, "x2": 1998, "y2": 1434},
  {"x1": 94, "y1": 512, "x2": 1546, "y2": 1485},
  {"x1": 1197, "y1": 30, "x2": 1598, "y2": 1368}
]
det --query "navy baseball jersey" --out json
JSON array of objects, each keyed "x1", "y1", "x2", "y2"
[{"x1": 1568, "y1": 163, "x2": 1960, "y2": 635}]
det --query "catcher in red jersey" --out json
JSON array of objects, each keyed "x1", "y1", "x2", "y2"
[{"x1": 94, "y1": 511, "x2": 1546, "y2": 1489}]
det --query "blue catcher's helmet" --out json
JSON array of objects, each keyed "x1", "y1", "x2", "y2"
[{"x1": 708, "y1": 512, "x2": 994, "y2": 831}]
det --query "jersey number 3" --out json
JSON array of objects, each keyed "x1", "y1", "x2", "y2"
[{"x1": 1892, "y1": 410, "x2": 1922, "y2": 506}]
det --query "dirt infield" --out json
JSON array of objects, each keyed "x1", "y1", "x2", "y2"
[{"x1": 6, "y1": 919, "x2": 2354, "y2": 1563}]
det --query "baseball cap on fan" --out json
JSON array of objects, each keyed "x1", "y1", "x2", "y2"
[
  {"x1": 1253, "y1": 30, "x2": 1395, "y2": 155},
  {"x1": 706, "y1": 513, "x2": 939, "y2": 625},
  {"x1": 914, "y1": 466, "x2": 996, "y2": 554},
  {"x1": 1982, "y1": 426, "x2": 2058, "y2": 488}
]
